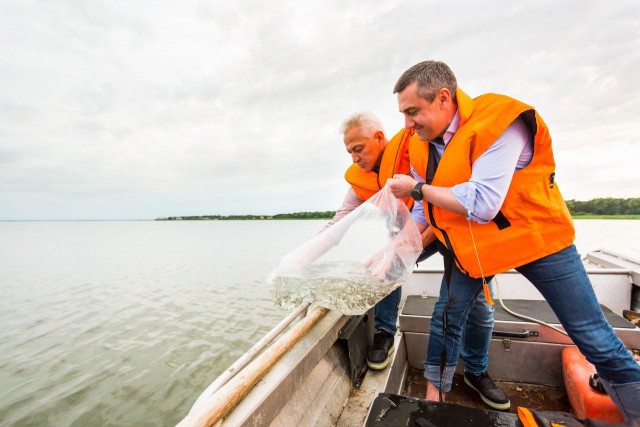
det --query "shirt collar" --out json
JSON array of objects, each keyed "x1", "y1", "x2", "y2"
[{"x1": 442, "y1": 110, "x2": 460, "y2": 145}]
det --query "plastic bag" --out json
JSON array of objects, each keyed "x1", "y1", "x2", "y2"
[{"x1": 267, "y1": 185, "x2": 422, "y2": 315}]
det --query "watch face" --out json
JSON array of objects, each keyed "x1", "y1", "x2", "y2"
[{"x1": 411, "y1": 183, "x2": 423, "y2": 201}]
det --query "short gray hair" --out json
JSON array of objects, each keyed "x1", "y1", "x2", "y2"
[
  {"x1": 340, "y1": 112, "x2": 384, "y2": 137},
  {"x1": 393, "y1": 60, "x2": 457, "y2": 102}
]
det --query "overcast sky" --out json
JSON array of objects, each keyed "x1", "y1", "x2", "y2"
[{"x1": 1, "y1": 1, "x2": 639, "y2": 220}]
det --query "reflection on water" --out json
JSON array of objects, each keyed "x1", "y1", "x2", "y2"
[{"x1": 0, "y1": 219, "x2": 638, "y2": 426}]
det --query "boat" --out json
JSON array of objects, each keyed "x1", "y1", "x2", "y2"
[{"x1": 177, "y1": 249, "x2": 640, "y2": 426}]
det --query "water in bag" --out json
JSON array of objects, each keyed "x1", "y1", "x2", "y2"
[{"x1": 267, "y1": 185, "x2": 422, "y2": 315}]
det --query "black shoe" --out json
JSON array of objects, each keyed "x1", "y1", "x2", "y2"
[
  {"x1": 464, "y1": 371, "x2": 511, "y2": 410},
  {"x1": 367, "y1": 329, "x2": 395, "y2": 370}
]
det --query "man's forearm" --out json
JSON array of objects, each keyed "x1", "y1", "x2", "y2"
[
  {"x1": 389, "y1": 174, "x2": 467, "y2": 217},
  {"x1": 421, "y1": 225, "x2": 437, "y2": 248},
  {"x1": 420, "y1": 184, "x2": 467, "y2": 216},
  {"x1": 320, "y1": 187, "x2": 363, "y2": 233}
]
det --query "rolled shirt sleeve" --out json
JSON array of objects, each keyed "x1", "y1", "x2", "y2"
[
  {"x1": 319, "y1": 187, "x2": 364, "y2": 232},
  {"x1": 451, "y1": 117, "x2": 532, "y2": 223}
]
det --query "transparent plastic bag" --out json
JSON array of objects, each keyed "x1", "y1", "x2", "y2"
[{"x1": 267, "y1": 185, "x2": 422, "y2": 315}]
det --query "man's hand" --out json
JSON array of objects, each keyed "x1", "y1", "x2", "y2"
[
  {"x1": 363, "y1": 249, "x2": 394, "y2": 281},
  {"x1": 388, "y1": 174, "x2": 417, "y2": 199},
  {"x1": 421, "y1": 226, "x2": 437, "y2": 248}
]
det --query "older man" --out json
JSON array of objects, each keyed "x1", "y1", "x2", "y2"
[
  {"x1": 324, "y1": 113, "x2": 504, "y2": 413},
  {"x1": 388, "y1": 60, "x2": 640, "y2": 421},
  {"x1": 321, "y1": 112, "x2": 417, "y2": 370}
]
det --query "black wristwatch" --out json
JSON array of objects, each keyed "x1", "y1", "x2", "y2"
[{"x1": 411, "y1": 182, "x2": 425, "y2": 201}]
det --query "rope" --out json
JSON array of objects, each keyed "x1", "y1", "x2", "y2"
[
  {"x1": 495, "y1": 277, "x2": 569, "y2": 336},
  {"x1": 467, "y1": 221, "x2": 494, "y2": 305}
]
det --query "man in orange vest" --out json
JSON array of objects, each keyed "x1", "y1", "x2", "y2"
[
  {"x1": 324, "y1": 113, "x2": 504, "y2": 408},
  {"x1": 388, "y1": 60, "x2": 640, "y2": 421},
  {"x1": 321, "y1": 112, "x2": 416, "y2": 371}
]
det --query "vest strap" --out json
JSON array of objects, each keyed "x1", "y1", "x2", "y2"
[
  {"x1": 425, "y1": 138, "x2": 441, "y2": 185},
  {"x1": 492, "y1": 210, "x2": 511, "y2": 230}
]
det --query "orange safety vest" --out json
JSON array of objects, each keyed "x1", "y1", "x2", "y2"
[
  {"x1": 345, "y1": 128, "x2": 416, "y2": 209},
  {"x1": 409, "y1": 89, "x2": 574, "y2": 278}
]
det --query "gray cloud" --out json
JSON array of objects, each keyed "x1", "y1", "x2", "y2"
[{"x1": 1, "y1": 0, "x2": 639, "y2": 220}]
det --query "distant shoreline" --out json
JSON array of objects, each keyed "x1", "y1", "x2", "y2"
[
  {"x1": 571, "y1": 214, "x2": 640, "y2": 220},
  {"x1": 155, "y1": 212, "x2": 335, "y2": 221},
  {"x1": 3, "y1": 211, "x2": 639, "y2": 223},
  {"x1": 155, "y1": 198, "x2": 640, "y2": 221},
  {"x1": 154, "y1": 213, "x2": 640, "y2": 221},
  {"x1": 3, "y1": 215, "x2": 638, "y2": 222}
]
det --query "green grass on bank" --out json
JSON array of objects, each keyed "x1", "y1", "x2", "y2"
[
  {"x1": 157, "y1": 198, "x2": 640, "y2": 220},
  {"x1": 571, "y1": 214, "x2": 640, "y2": 219},
  {"x1": 156, "y1": 213, "x2": 640, "y2": 221}
]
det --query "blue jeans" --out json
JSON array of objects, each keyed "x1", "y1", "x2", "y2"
[
  {"x1": 375, "y1": 286, "x2": 401, "y2": 334},
  {"x1": 424, "y1": 266, "x2": 495, "y2": 389},
  {"x1": 424, "y1": 245, "x2": 640, "y2": 420},
  {"x1": 460, "y1": 284, "x2": 494, "y2": 375}
]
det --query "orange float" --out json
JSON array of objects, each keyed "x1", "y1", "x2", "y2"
[{"x1": 562, "y1": 346, "x2": 624, "y2": 423}]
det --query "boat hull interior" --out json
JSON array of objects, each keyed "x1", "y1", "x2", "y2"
[{"x1": 185, "y1": 250, "x2": 640, "y2": 427}]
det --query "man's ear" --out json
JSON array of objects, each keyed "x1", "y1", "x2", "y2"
[
  {"x1": 438, "y1": 88, "x2": 451, "y2": 106},
  {"x1": 374, "y1": 130, "x2": 385, "y2": 144}
]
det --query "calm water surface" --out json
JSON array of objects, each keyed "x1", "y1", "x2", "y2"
[{"x1": 0, "y1": 219, "x2": 638, "y2": 426}]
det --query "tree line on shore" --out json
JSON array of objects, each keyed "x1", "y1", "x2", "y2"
[
  {"x1": 565, "y1": 198, "x2": 640, "y2": 216},
  {"x1": 155, "y1": 211, "x2": 336, "y2": 221},
  {"x1": 156, "y1": 198, "x2": 639, "y2": 221}
]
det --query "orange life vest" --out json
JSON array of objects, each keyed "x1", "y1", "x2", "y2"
[
  {"x1": 409, "y1": 89, "x2": 574, "y2": 278},
  {"x1": 345, "y1": 128, "x2": 415, "y2": 209}
]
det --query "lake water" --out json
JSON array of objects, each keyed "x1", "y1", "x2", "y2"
[{"x1": 1, "y1": 219, "x2": 638, "y2": 426}]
